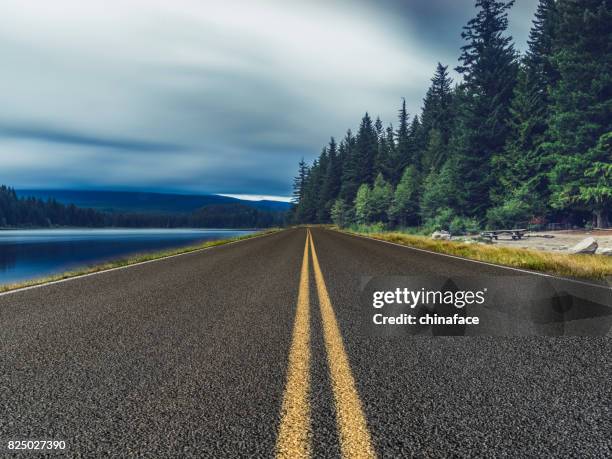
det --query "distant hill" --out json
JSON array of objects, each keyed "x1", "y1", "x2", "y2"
[{"x1": 16, "y1": 189, "x2": 291, "y2": 214}]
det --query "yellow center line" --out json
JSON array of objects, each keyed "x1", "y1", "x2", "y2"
[
  {"x1": 308, "y1": 229, "x2": 376, "y2": 459},
  {"x1": 276, "y1": 230, "x2": 312, "y2": 458}
]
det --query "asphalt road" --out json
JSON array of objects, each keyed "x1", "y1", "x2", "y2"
[{"x1": 1, "y1": 227, "x2": 610, "y2": 457}]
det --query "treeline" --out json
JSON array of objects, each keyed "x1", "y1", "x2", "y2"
[
  {"x1": 0, "y1": 186, "x2": 284, "y2": 228},
  {"x1": 291, "y1": 0, "x2": 611, "y2": 232}
]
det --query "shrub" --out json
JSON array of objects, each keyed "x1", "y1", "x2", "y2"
[
  {"x1": 449, "y1": 216, "x2": 480, "y2": 235},
  {"x1": 486, "y1": 198, "x2": 530, "y2": 229},
  {"x1": 424, "y1": 207, "x2": 455, "y2": 232},
  {"x1": 347, "y1": 222, "x2": 386, "y2": 233}
]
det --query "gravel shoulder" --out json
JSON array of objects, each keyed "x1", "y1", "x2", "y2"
[{"x1": 488, "y1": 229, "x2": 612, "y2": 253}]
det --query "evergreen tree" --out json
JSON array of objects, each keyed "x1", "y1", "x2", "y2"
[
  {"x1": 314, "y1": 148, "x2": 330, "y2": 222},
  {"x1": 525, "y1": 0, "x2": 558, "y2": 92},
  {"x1": 339, "y1": 129, "x2": 359, "y2": 202},
  {"x1": 408, "y1": 115, "x2": 426, "y2": 170},
  {"x1": 299, "y1": 160, "x2": 319, "y2": 223},
  {"x1": 550, "y1": 132, "x2": 612, "y2": 228},
  {"x1": 319, "y1": 137, "x2": 342, "y2": 222},
  {"x1": 393, "y1": 99, "x2": 412, "y2": 184},
  {"x1": 292, "y1": 158, "x2": 309, "y2": 204},
  {"x1": 369, "y1": 173, "x2": 393, "y2": 223},
  {"x1": 546, "y1": 0, "x2": 611, "y2": 225},
  {"x1": 354, "y1": 113, "x2": 378, "y2": 186},
  {"x1": 453, "y1": 0, "x2": 518, "y2": 218},
  {"x1": 423, "y1": 129, "x2": 445, "y2": 171},
  {"x1": 330, "y1": 198, "x2": 353, "y2": 228},
  {"x1": 492, "y1": 0, "x2": 558, "y2": 216},
  {"x1": 421, "y1": 63, "x2": 454, "y2": 170},
  {"x1": 389, "y1": 166, "x2": 419, "y2": 226},
  {"x1": 420, "y1": 159, "x2": 457, "y2": 224},
  {"x1": 374, "y1": 116, "x2": 384, "y2": 141},
  {"x1": 376, "y1": 124, "x2": 397, "y2": 183},
  {"x1": 354, "y1": 184, "x2": 372, "y2": 224}
]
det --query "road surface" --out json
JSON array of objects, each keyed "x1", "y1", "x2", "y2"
[{"x1": 1, "y1": 227, "x2": 610, "y2": 457}]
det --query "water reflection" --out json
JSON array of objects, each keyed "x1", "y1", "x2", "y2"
[{"x1": 0, "y1": 229, "x2": 253, "y2": 284}]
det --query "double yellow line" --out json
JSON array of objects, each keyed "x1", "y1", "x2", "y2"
[{"x1": 276, "y1": 229, "x2": 375, "y2": 458}]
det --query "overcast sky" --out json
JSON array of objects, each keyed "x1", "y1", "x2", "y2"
[{"x1": 0, "y1": 0, "x2": 537, "y2": 201}]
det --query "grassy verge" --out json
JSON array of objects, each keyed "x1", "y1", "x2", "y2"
[
  {"x1": 0, "y1": 228, "x2": 282, "y2": 294},
  {"x1": 338, "y1": 228, "x2": 612, "y2": 281}
]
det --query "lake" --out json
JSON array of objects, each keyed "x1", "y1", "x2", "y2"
[{"x1": 0, "y1": 228, "x2": 255, "y2": 285}]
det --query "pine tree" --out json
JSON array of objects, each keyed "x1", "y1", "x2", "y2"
[
  {"x1": 331, "y1": 198, "x2": 353, "y2": 227},
  {"x1": 394, "y1": 99, "x2": 412, "y2": 184},
  {"x1": 376, "y1": 124, "x2": 397, "y2": 183},
  {"x1": 550, "y1": 132, "x2": 612, "y2": 228},
  {"x1": 315, "y1": 147, "x2": 330, "y2": 222},
  {"x1": 354, "y1": 113, "x2": 378, "y2": 186},
  {"x1": 453, "y1": 0, "x2": 518, "y2": 218},
  {"x1": 420, "y1": 159, "x2": 458, "y2": 224},
  {"x1": 546, "y1": 0, "x2": 612, "y2": 226},
  {"x1": 354, "y1": 184, "x2": 372, "y2": 224},
  {"x1": 292, "y1": 158, "x2": 309, "y2": 204},
  {"x1": 421, "y1": 63, "x2": 454, "y2": 170},
  {"x1": 421, "y1": 64, "x2": 453, "y2": 139},
  {"x1": 408, "y1": 115, "x2": 426, "y2": 169},
  {"x1": 339, "y1": 129, "x2": 360, "y2": 202},
  {"x1": 492, "y1": 0, "x2": 558, "y2": 214},
  {"x1": 319, "y1": 137, "x2": 342, "y2": 222},
  {"x1": 525, "y1": 0, "x2": 558, "y2": 92},
  {"x1": 369, "y1": 173, "x2": 393, "y2": 223},
  {"x1": 389, "y1": 166, "x2": 419, "y2": 226},
  {"x1": 374, "y1": 116, "x2": 384, "y2": 141}
]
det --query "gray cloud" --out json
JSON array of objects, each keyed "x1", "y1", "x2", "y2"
[
  {"x1": 0, "y1": 123, "x2": 184, "y2": 152},
  {"x1": 0, "y1": 0, "x2": 539, "y2": 199}
]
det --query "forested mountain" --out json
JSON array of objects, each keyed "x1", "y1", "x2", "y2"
[
  {"x1": 291, "y1": 0, "x2": 611, "y2": 231},
  {"x1": 16, "y1": 189, "x2": 290, "y2": 214},
  {"x1": 0, "y1": 186, "x2": 285, "y2": 228}
]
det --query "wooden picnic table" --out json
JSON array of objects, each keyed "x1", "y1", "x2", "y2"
[{"x1": 480, "y1": 229, "x2": 527, "y2": 241}]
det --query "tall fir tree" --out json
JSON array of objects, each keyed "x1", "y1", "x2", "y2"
[
  {"x1": 421, "y1": 63, "x2": 454, "y2": 170},
  {"x1": 547, "y1": 0, "x2": 612, "y2": 226},
  {"x1": 319, "y1": 137, "x2": 342, "y2": 222},
  {"x1": 292, "y1": 158, "x2": 309, "y2": 204},
  {"x1": 339, "y1": 129, "x2": 359, "y2": 202},
  {"x1": 408, "y1": 115, "x2": 426, "y2": 170},
  {"x1": 421, "y1": 62, "x2": 453, "y2": 143},
  {"x1": 453, "y1": 0, "x2": 518, "y2": 218},
  {"x1": 369, "y1": 173, "x2": 393, "y2": 223},
  {"x1": 354, "y1": 113, "x2": 378, "y2": 186},
  {"x1": 377, "y1": 124, "x2": 397, "y2": 183},
  {"x1": 393, "y1": 99, "x2": 412, "y2": 185},
  {"x1": 491, "y1": 0, "x2": 558, "y2": 217},
  {"x1": 389, "y1": 165, "x2": 419, "y2": 226}
]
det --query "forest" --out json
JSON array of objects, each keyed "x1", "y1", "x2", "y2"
[
  {"x1": 0, "y1": 186, "x2": 284, "y2": 228},
  {"x1": 291, "y1": 0, "x2": 611, "y2": 232}
]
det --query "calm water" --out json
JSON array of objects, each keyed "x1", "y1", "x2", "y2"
[{"x1": 0, "y1": 229, "x2": 255, "y2": 285}]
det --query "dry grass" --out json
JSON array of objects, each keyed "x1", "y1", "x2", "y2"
[
  {"x1": 341, "y1": 229, "x2": 612, "y2": 281},
  {"x1": 0, "y1": 228, "x2": 281, "y2": 293}
]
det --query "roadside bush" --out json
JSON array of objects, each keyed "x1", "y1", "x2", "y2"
[
  {"x1": 348, "y1": 222, "x2": 386, "y2": 233},
  {"x1": 449, "y1": 216, "x2": 480, "y2": 235},
  {"x1": 423, "y1": 207, "x2": 455, "y2": 232},
  {"x1": 330, "y1": 199, "x2": 353, "y2": 228},
  {"x1": 486, "y1": 198, "x2": 530, "y2": 229}
]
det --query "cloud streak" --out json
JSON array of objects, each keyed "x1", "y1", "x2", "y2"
[{"x1": 0, "y1": 123, "x2": 184, "y2": 152}]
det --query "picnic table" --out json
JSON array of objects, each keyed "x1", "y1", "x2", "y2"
[{"x1": 480, "y1": 229, "x2": 527, "y2": 241}]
